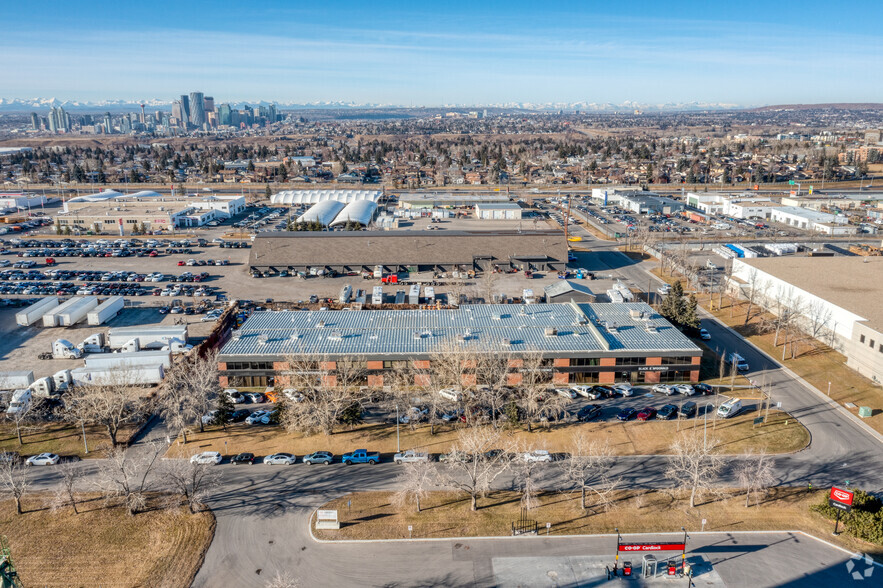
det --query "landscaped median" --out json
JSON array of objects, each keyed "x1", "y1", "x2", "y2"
[
  {"x1": 0, "y1": 421, "x2": 143, "y2": 460},
  {"x1": 166, "y1": 409, "x2": 809, "y2": 459},
  {"x1": 0, "y1": 494, "x2": 215, "y2": 588},
  {"x1": 312, "y1": 488, "x2": 882, "y2": 560}
]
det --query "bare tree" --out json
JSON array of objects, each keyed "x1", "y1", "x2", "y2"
[
  {"x1": 5, "y1": 395, "x2": 33, "y2": 446},
  {"x1": 162, "y1": 348, "x2": 221, "y2": 435},
  {"x1": 511, "y1": 441, "x2": 543, "y2": 511},
  {"x1": 801, "y1": 299, "x2": 832, "y2": 348},
  {"x1": 392, "y1": 460, "x2": 437, "y2": 513},
  {"x1": 563, "y1": 434, "x2": 621, "y2": 511},
  {"x1": 0, "y1": 453, "x2": 30, "y2": 515},
  {"x1": 51, "y1": 462, "x2": 83, "y2": 514},
  {"x1": 739, "y1": 268, "x2": 765, "y2": 326},
  {"x1": 64, "y1": 372, "x2": 145, "y2": 447},
  {"x1": 478, "y1": 270, "x2": 500, "y2": 303},
  {"x1": 96, "y1": 440, "x2": 164, "y2": 516},
  {"x1": 517, "y1": 349, "x2": 553, "y2": 432},
  {"x1": 439, "y1": 427, "x2": 511, "y2": 511},
  {"x1": 735, "y1": 450, "x2": 776, "y2": 508},
  {"x1": 162, "y1": 459, "x2": 221, "y2": 514},
  {"x1": 665, "y1": 435, "x2": 723, "y2": 508},
  {"x1": 265, "y1": 571, "x2": 299, "y2": 588},
  {"x1": 446, "y1": 278, "x2": 467, "y2": 307}
]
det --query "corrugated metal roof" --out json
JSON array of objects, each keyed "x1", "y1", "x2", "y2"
[
  {"x1": 271, "y1": 190, "x2": 381, "y2": 205},
  {"x1": 220, "y1": 303, "x2": 700, "y2": 358}
]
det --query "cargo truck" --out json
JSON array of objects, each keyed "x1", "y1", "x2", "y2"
[
  {"x1": 6, "y1": 389, "x2": 32, "y2": 415},
  {"x1": 52, "y1": 339, "x2": 83, "y2": 359},
  {"x1": 87, "y1": 296, "x2": 124, "y2": 326},
  {"x1": 15, "y1": 296, "x2": 58, "y2": 326}
]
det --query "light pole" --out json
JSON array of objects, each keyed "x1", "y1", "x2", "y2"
[
  {"x1": 703, "y1": 403, "x2": 715, "y2": 450},
  {"x1": 80, "y1": 419, "x2": 88, "y2": 454},
  {"x1": 395, "y1": 403, "x2": 400, "y2": 452}
]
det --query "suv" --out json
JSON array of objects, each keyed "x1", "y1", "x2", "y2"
[{"x1": 678, "y1": 401, "x2": 697, "y2": 419}]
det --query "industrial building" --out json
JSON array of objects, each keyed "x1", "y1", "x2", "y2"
[
  {"x1": 543, "y1": 280, "x2": 597, "y2": 303},
  {"x1": 248, "y1": 230, "x2": 568, "y2": 273},
  {"x1": 217, "y1": 302, "x2": 702, "y2": 388},
  {"x1": 270, "y1": 189, "x2": 381, "y2": 205},
  {"x1": 768, "y1": 206, "x2": 856, "y2": 235},
  {"x1": 474, "y1": 202, "x2": 524, "y2": 220},
  {"x1": 398, "y1": 192, "x2": 510, "y2": 209},
  {"x1": 731, "y1": 256, "x2": 883, "y2": 383}
]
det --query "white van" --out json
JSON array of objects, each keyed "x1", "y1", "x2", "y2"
[
  {"x1": 716, "y1": 398, "x2": 743, "y2": 419},
  {"x1": 438, "y1": 388, "x2": 463, "y2": 402},
  {"x1": 728, "y1": 353, "x2": 749, "y2": 372}
]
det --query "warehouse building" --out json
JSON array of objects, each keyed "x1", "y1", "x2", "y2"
[
  {"x1": 543, "y1": 280, "x2": 597, "y2": 303},
  {"x1": 398, "y1": 192, "x2": 510, "y2": 209},
  {"x1": 248, "y1": 229, "x2": 568, "y2": 273},
  {"x1": 270, "y1": 189, "x2": 381, "y2": 205},
  {"x1": 474, "y1": 202, "x2": 524, "y2": 220},
  {"x1": 217, "y1": 302, "x2": 702, "y2": 388},
  {"x1": 731, "y1": 256, "x2": 883, "y2": 383}
]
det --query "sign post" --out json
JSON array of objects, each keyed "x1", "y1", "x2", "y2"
[{"x1": 828, "y1": 486, "x2": 855, "y2": 535}]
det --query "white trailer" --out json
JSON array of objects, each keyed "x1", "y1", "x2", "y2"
[
  {"x1": 85, "y1": 350, "x2": 172, "y2": 370},
  {"x1": 408, "y1": 284, "x2": 420, "y2": 305},
  {"x1": 338, "y1": 284, "x2": 352, "y2": 304},
  {"x1": 57, "y1": 296, "x2": 99, "y2": 326},
  {"x1": 71, "y1": 364, "x2": 165, "y2": 386},
  {"x1": 15, "y1": 296, "x2": 58, "y2": 326},
  {"x1": 87, "y1": 296, "x2": 124, "y2": 326},
  {"x1": 371, "y1": 286, "x2": 383, "y2": 306},
  {"x1": 42, "y1": 297, "x2": 88, "y2": 327},
  {"x1": 0, "y1": 371, "x2": 34, "y2": 390},
  {"x1": 107, "y1": 325, "x2": 188, "y2": 350},
  {"x1": 424, "y1": 286, "x2": 435, "y2": 304}
]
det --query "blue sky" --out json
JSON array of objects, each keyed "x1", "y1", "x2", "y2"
[{"x1": 2, "y1": 1, "x2": 882, "y2": 106}]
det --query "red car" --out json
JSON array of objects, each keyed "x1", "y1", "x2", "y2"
[
  {"x1": 636, "y1": 407, "x2": 657, "y2": 421},
  {"x1": 177, "y1": 260, "x2": 185, "y2": 266},
  {"x1": 148, "y1": 251, "x2": 158, "y2": 257}
]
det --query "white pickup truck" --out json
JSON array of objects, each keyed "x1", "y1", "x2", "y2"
[{"x1": 393, "y1": 450, "x2": 430, "y2": 464}]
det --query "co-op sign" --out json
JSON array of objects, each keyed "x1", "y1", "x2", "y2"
[
  {"x1": 828, "y1": 486, "x2": 855, "y2": 512},
  {"x1": 618, "y1": 543, "x2": 686, "y2": 552}
]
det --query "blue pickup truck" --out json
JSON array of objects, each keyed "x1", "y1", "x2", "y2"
[{"x1": 341, "y1": 449, "x2": 380, "y2": 465}]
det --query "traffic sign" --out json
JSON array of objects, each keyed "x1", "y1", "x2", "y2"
[{"x1": 789, "y1": 180, "x2": 795, "y2": 185}]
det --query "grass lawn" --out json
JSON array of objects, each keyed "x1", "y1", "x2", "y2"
[
  {"x1": 0, "y1": 494, "x2": 215, "y2": 588},
  {"x1": 0, "y1": 422, "x2": 142, "y2": 460},
  {"x1": 651, "y1": 269, "x2": 883, "y2": 435},
  {"x1": 167, "y1": 408, "x2": 808, "y2": 459},
  {"x1": 315, "y1": 488, "x2": 881, "y2": 559}
]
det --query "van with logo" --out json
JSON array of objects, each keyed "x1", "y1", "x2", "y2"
[{"x1": 716, "y1": 398, "x2": 743, "y2": 419}]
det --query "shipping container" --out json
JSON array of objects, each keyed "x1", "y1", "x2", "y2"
[
  {"x1": 408, "y1": 284, "x2": 420, "y2": 305},
  {"x1": 371, "y1": 286, "x2": 383, "y2": 305},
  {"x1": 15, "y1": 296, "x2": 59, "y2": 326},
  {"x1": 87, "y1": 296, "x2": 125, "y2": 326}
]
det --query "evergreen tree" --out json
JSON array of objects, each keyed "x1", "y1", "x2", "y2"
[
  {"x1": 659, "y1": 281, "x2": 687, "y2": 325},
  {"x1": 682, "y1": 294, "x2": 700, "y2": 329},
  {"x1": 213, "y1": 390, "x2": 234, "y2": 431}
]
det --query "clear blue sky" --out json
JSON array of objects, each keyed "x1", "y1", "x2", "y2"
[{"x1": 2, "y1": 1, "x2": 881, "y2": 106}]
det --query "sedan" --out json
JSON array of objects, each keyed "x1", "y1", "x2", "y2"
[
  {"x1": 657, "y1": 404, "x2": 678, "y2": 420},
  {"x1": 613, "y1": 383, "x2": 634, "y2": 397},
  {"x1": 231, "y1": 452, "x2": 255, "y2": 465},
  {"x1": 228, "y1": 409, "x2": 250, "y2": 422},
  {"x1": 190, "y1": 451, "x2": 222, "y2": 465},
  {"x1": 693, "y1": 383, "x2": 714, "y2": 395},
  {"x1": 245, "y1": 410, "x2": 270, "y2": 425},
  {"x1": 245, "y1": 392, "x2": 265, "y2": 403},
  {"x1": 699, "y1": 329, "x2": 711, "y2": 340},
  {"x1": 26, "y1": 453, "x2": 60, "y2": 466},
  {"x1": 675, "y1": 384, "x2": 697, "y2": 396},
  {"x1": 652, "y1": 384, "x2": 677, "y2": 396},
  {"x1": 576, "y1": 404, "x2": 603, "y2": 421},
  {"x1": 556, "y1": 388, "x2": 577, "y2": 399},
  {"x1": 303, "y1": 451, "x2": 334, "y2": 465},
  {"x1": 264, "y1": 453, "x2": 297, "y2": 465},
  {"x1": 616, "y1": 407, "x2": 638, "y2": 421},
  {"x1": 636, "y1": 407, "x2": 658, "y2": 421},
  {"x1": 521, "y1": 450, "x2": 552, "y2": 463}
]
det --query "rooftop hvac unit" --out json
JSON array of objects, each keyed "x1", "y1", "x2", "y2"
[
  {"x1": 645, "y1": 324, "x2": 658, "y2": 333},
  {"x1": 316, "y1": 320, "x2": 326, "y2": 328},
  {"x1": 413, "y1": 331, "x2": 422, "y2": 340},
  {"x1": 257, "y1": 333, "x2": 268, "y2": 345},
  {"x1": 231, "y1": 330, "x2": 241, "y2": 340},
  {"x1": 629, "y1": 308, "x2": 642, "y2": 319},
  {"x1": 289, "y1": 331, "x2": 300, "y2": 341},
  {"x1": 544, "y1": 327, "x2": 558, "y2": 337},
  {"x1": 501, "y1": 338, "x2": 511, "y2": 347},
  {"x1": 456, "y1": 333, "x2": 466, "y2": 343},
  {"x1": 605, "y1": 322, "x2": 618, "y2": 333},
  {"x1": 492, "y1": 314, "x2": 502, "y2": 321},
  {"x1": 328, "y1": 331, "x2": 343, "y2": 341}
]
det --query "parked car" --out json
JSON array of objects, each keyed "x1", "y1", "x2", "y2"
[
  {"x1": 576, "y1": 404, "x2": 603, "y2": 421},
  {"x1": 225, "y1": 389, "x2": 245, "y2": 403},
  {"x1": 341, "y1": 449, "x2": 380, "y2": 465},
  {"x1": 717, "y1": 398, "x2": 743, "y2": 419},
  {"x1": 394, "y1": 450, "x2": 430, "y2": 464},
  {"x1": 190, "y1": 451, "x2": 222, "y2": 465},
  {"x1": 231, "y1": 452, "x2": 255, "y2": 465},
  {"x1": 613, "y1": 383, "x2": 634, "y2": 397},
  {"x1": 657, "y1": 404, "x2": 678, "y2": 420},
  {"x1": 201, "y1": 410, "x2": 219, "y2": 425},
  {"x1": 302, "y1": 451, "x2": 334, "y2": 465},
  {"x1": 229, "y1": 409, "x2": 250, "y2": 422},
  {"x1": 636, "y1": 407, "x2": 658, "y2": 421},
  {"x1": 693, "y1": 383, "x2": 714, "y2": 395},
  {"x1": 675, "y1": 384, "x2": 697, "y2": 396},
  {"x1": 616, "y1": 407, "x2": 638, "y2": 421},
  {"x1": 441, "y1": 408, "x2": 464, "y2": 422},
  {"x1": 572, "y1": 385, "x2": 594, "y2": 398},
  {"x1": 699, "y1": 328, "x2": 711, "y2": 340},
  {"x1": 521, "y1": 449, "x2": 552, "y2": 463},
  {"x1": 437, "y1": 388, "x2": 463, "y2": 402},
  {"x1": 399, "y1": 407, "x2": 428, "y2": 424},
  {"x1": 594, "y1": 385, "x2": 617, "y2": 398},
  {"x1": 652, "y1": 384, "x2": 676, "y2": 396},
  {"x1": 555, "y1": 387, "x2": 577, "y2": 399},
  {"x1": 245, "y1": 392, "x2": 265, "y2": 403},
  {"x1": 26, "y1": 453, "x2": 60, "y2": 466},
  {"x1": 264, "y1": 453, "x2": 297, "y2": 465},
  {"x1": 679, "y1": 401, "x2": 697, "y2": 419},
  {"x1": 245, "y1": 410, "x2": 271, "y2": 425}
]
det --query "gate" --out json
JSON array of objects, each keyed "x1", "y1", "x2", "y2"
[{"x1": 511, "y1": 508, "x2": 538, "y2": 536}]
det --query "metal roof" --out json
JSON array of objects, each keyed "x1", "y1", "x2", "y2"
[
  {"x1": 329, "y1": 199, "x2": 378, "y2": 227},
  {"x1": 543, "y1": 280, "x2": 595, "y2": 299},
  {"x1": 219, "y1": 302, "x2": 700, "y2": 359},
  {"x1": 271, "y1": 190, "x2": 381, "y2": 205}
]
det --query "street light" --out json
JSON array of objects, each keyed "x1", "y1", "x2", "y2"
[
  {"x1": 703, "y1": 403, "x2": 715, "y2": 449},
  {"x1": 395, "y1": 403, "x2": 400, "y2": 452}
]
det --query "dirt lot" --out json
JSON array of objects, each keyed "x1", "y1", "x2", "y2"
[
  {"x1": 314, "y1": 488, "x2": 881, "y2": 559},
  {"x1": 1, "y1": 494, "x2": 215, "y2": 588},
  {"x1": 167, "y1": 409, "x2": 808, "y2": 459}
]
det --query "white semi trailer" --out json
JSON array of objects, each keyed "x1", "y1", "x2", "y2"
[{"x1": 15, "y1": 297, "x2": 59, "y2": 326}]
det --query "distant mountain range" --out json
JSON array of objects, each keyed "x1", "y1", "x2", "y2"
[
  {"x1": 750, "y1": 103, "x2": 883, "y2": 111},
  {"x1": 0, "y1": 97, "x2": 753, "y2": 113}
]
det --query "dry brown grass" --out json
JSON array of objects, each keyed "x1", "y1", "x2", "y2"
[
  {"x1": 315, "y1": 488, "x2": 881, "y2": 559},
  {"x1": 0, "y1": 493, "x2": 215, "y2": 588},
  {"x1": 167, "y1": 409, "x2": 808, "y2": 459},
  {"x1": 0, "y1": 422, "x2": 142, "y2": 459}
]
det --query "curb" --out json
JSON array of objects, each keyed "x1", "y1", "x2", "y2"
[{"x1": 308, "y1": 516, "x2": 883, "y2": 568}]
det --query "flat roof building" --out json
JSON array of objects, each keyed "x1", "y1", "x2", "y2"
[
  {"x1": 474, "y1": 202, "x2": 524, "y2": 220},
  {"x1": 218, "y1": 302, "x2": 702, "y2": 388},
  {"x1": 398, "y1": 192, "x2": 510, "y2": 209},
  {"x1": 249, "y1": 230, "x2": 568, "y2": 273}
]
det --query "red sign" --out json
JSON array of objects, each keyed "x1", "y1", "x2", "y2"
[
  {"x1": 830, "y1": 487, "x2": 854, "y2": 506},
  {"x1": 619, "y1": 543, "x2": 685, "y2": 552}
]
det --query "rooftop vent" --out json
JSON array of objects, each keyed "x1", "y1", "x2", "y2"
[
  {"x1": 605, "y1": 322, "x2": 618, "y2": 333},
  {"x1": 257, "y1": 333, "x2": 268, "y2": 345},
  {"x1": 645, "y1": 324, "x2": 658, "y2": 333},
  {"x1": 316, "y1": 320, "x2": 326, "y2": 329},
  {"x1": 629, "y1": 308, "x2": 642, "y2": 319},
  {"x1": 412, "y1": 331, "x2": 423, "y2": 340},
  {"x1": 456, "y1": 333, "x2": 466, "y2": 343},
  {"x1": 231, "y1": 330, "x2": 241, "y2": 341},
  {"x1": 328, "y1": 330, "x2": 343, "y2": 341},
  {"x1": 289, "y1": 331, "x2": 300, "y2": 342},
  {"x1": 544, "y1": 327, "x2": 558, "y2": 337}
]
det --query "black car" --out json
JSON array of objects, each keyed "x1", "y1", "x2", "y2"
[
  {"x1": 594, "y1": 385, "x2": 618, "y2": 398},
  {"x1": 679, "y1": 401, "x2": 697, "y2": 419},
  {"x1": 693, "y1": 383, "x2": 714, "y2": 395},
  {"x1": 616, "y1": 407, "x2": 637, "y2": 421},
  {"x1": 231, "y1": 452, "x2": 255, "y2": 465},
  {"x1": 657, "y1": 404, "x2": 678, "y2": 420},
  {"x1": 229, "y1": 409, "x2": 250, "y2": 422},
  {"x1": 577, "y1": 404, "x2": 603, "y2": 421}
]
